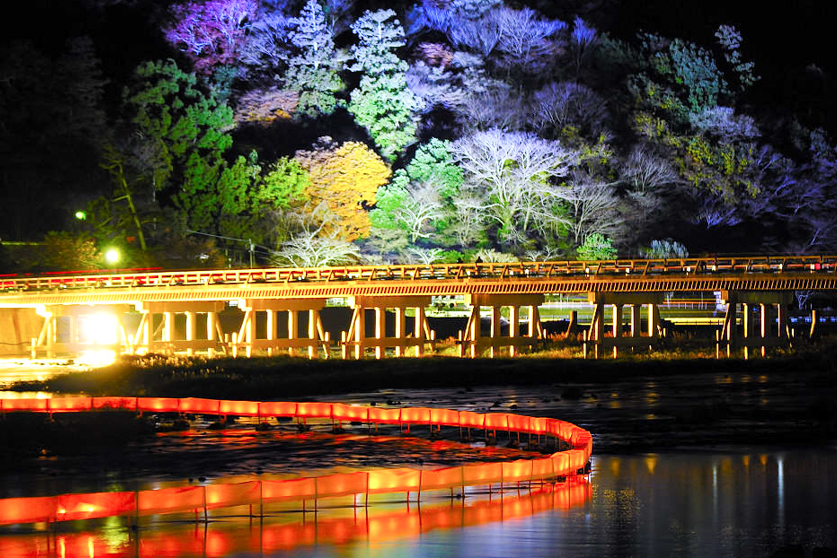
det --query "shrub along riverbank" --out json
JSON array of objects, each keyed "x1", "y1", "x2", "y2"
[{"x1": 8, "y1": 336, "x2": 837, "y2": 401}]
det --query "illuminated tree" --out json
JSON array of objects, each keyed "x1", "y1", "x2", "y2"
[
  {"x1": 492, "y1": 6, "x2": 565, "y2": 76},
  {"x1": 124, "y1": 59, "x2": 234, "y2": 192},
  {"x1": 456, "y1": 83, "x2": 530, "y2": 132},
  {"x1": 176, "y1": 150, "x2": 260, "y2": 239},
  {"x1": 37, "y1": 232, "x2": 101, "y2": 271},
  {"x1": 564, "y1": 174, "x2": 624, "y2": 245},
  {"x1": 643, "y1": 239, "x2": 688, "y2": 259},
  {"x1": 257, "y1": 157, "x2": 310, "y2": 210},
  {"x1": 347, "y1": 9, "x2": 420, "y2": 161},
  {"x1": 715, "y1": 25, "x2": 759, "y2": 91},
  {"x1": 295, "y1": 138, "x2": 391, "y2": 240},
  {"x1": 630, "y1": 33, "x2": 730, "y2": 121},
  {"x1": 271, "y1": 202, "x2": 361, "y2": 267},
  {"x1": 285, "y1": 0, "x2": 344, "y2": 118},
  {"x1": 165, "y1": 0, "x2": 258, "y2": 72},
  {"x1": 533, "y1": 82, "x2": 609, "y2": 140},
  {"x1": 451, "y1": 129, "x2": 578, "y2": 244},
  {"x1": 621, "y1": 146, "x2": 679, "y2": 193},
  {"x1": 372, "y1": 175, "x2": 445, "y2": 241},
  {"x1": 570, "y1": 17, "x2": 598, "y2": 76},
  {"x1": 688, "y1": 106, "x2": 759, "y2": 143},
  {"x1": 233, "y1": 87, "x2": 298, "y2": 125},
  {"x1": 238, "y1": 9, "x2": 293, "y2": 72},
  {"x1": 371, "y1": 139, "x2": 462, "y2": 242},
  {"x1": 123, "y1": 60, "x2": 271, "y2": 242},
  {"x1": 450, "y1": 192, "x2": 488, "y2": 246},
  {"x1": 577, "y1": 232, "x2": 617, "y2": 260}
]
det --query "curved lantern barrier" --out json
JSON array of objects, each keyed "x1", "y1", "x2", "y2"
[
  {"x1": 0, "y1": 397, "x2": 592, "y2": 526},
  {"x1": 0, "y1": 481, "x2": 591, "y2": 557}
]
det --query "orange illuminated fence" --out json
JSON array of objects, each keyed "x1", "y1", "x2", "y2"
[
  {"x1": 0, "y1": 480, "x2": 591, "y2": 557},
  {"x1": 0, "y1": 398, "x2": 592, "y2": 526},
  {"x1": 0, "y1": 397, "x2": 592, "y2": 456}
]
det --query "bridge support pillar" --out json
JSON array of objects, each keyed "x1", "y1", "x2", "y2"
[
  {"x1": 206, "y1": 311, "x2": 218, "y2": 358},
  {"x1": 236, "y1": 299, "x2": 329, "y2": 359},
  {"x1": 343, "y1": 296, "x2": 434, "y2": 359},
  {"x1": 458, "y1": 294, "x2": 544, "y2": 358},
  {"x1": 584, "y1": 294, "x2": 664, "y2": 359},
  {"x1": 135, "y1": 302, "x2": 225, "y2": 356},
  {"x1": 719, "y1": 291, "x2": 794, "y2": 359}
]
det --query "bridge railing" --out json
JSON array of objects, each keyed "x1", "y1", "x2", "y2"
[{"x1": 2, "y1": 255, "x2": 836, "y2": 292}]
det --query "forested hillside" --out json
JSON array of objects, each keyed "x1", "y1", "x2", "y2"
[{"x1": 2, "y1": 0, "x2": 836, "y2": 270}]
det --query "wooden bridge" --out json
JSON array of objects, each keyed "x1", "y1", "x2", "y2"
[{"x1": 1, "y1": 254, "x2": 835, "y2": 360}]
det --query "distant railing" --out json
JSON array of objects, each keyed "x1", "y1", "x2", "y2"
[
  {"x1": 0, "y1": 398, "x2": 592, "y2": 526},
  {"x1": 2, "y1": 254, "x2": 835, "y2": 292}
]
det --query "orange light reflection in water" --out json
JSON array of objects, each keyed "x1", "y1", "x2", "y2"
[{"x1": 0, "y1": 479, "x2": 590, "y2": 558}]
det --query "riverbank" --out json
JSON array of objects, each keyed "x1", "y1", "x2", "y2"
[
  {"x1": 6, "y1": 336, "x2": 837, "y2": 400},
  {"x1": 3, "y1": 338, "x2": 836, "y2": 454}
]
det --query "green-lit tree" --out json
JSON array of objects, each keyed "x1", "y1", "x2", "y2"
[
  {"x1": 286, "y1": 0, "x2": 344, "y2": 118},
  {"x1": 370, "y1": 139, "x2": 463, "y2": 243},
  {"x1": 347, "y1": 9, "x2": 420, "y2": 161},
  {"x1": 257, "y1": 157, "x2": 310, "y2": 210},
  {"x1": 124, "y1": 59, "x2": 234, "y2": 193},
  {"x1": 123, "y1": 59, "x2": 263, "y2": 241},
  {"x1": 577, "y1": 232, "x2": 617, "y2": 260}
]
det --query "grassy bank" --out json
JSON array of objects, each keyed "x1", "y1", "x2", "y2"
[{"x1": 9, "y1": 336, "x2": 837, "y2": 400}]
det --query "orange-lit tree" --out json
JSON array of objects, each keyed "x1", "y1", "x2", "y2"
[{"x1": 295, "y1": 139, "x2": 391, "y2": 241}]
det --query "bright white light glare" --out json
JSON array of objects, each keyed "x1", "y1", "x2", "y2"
[
  {"x1": 104, "y1": 249, "x2": 119, "y2": 264},
  {"x1": 77, "y1": 350, "x2": 116, "y2": 368},
  {"x1": 80, "y1": 314, "x2": 119, "y2": 345}
]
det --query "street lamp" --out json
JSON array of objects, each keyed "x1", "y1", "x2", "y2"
[{"x1": 104, "y1": 248, "x2": 120, "y2": 265}]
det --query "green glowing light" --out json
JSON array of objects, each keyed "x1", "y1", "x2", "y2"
[{"x1": 75, "y1": 211, "x2": 87, "y2": 220}]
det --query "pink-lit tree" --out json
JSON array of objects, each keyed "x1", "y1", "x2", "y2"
[{"x1": 165, "y1": 0, "x2": 258, "y2": 72}]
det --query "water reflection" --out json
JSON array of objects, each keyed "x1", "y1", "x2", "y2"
[
  {"x1": 581, "y1": 449, "x2": 837, "y2": 558},
  {"x1": 0, "y1": 479, "x2": 591, "y2": 557},
  {"x1": 3, "y1": 447, "x2": 832, "y2": 557}
]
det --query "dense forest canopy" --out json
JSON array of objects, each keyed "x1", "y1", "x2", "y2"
[{"x1": 1, "y1": 0, "x2": 836, "y2": 271}]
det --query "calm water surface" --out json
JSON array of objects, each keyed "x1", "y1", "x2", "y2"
[
  {"x1": 244, "y1": 448, "x2": 837, "y2": 558},
  {"x1": 1, "y1": 371, "x2": 835, "y2": 557},
  {"x1": 1, "y1": 449, "x2": 833, "y2": 557}
]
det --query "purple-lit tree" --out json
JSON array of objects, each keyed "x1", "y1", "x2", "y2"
[
  {"x1": 238, "y1": 9, "x2": 292, "y2": 72},
  {"x1": 569, "y1": 17, "x2": 598, "y2": 76},
  {"x1": 493, "y1": 7, "x2": 565, "y2": 76},
  {"x1": 165, "y1": 0, "x2": 258, "y2": 72},
  {"x1": 533, "y1": 82, "x2": 609, "y2": 140}
]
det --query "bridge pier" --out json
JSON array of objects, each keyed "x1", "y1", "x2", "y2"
[
  {"x1": 718, "y1": 291, "x2": 793, "y2": 359},
  {"x1": 584, "y1": 294, "x2": 663, "y2": 359},
  {"x1": 134, "y1": 302, "x2": 225, "y2": 356},
  {"x1": 342, "y1": 296, "x2": 434, "y2": 359},
  {"x1": 458, "y1": 294, "x2": 544, "y2": 358},
  {"x1": 235, "y1": 299, "x2": 329, "y2": 359}
]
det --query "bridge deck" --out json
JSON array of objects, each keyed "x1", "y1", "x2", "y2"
[{"x1": 1, "y1": 255, "x2": 836, "y2": 306}]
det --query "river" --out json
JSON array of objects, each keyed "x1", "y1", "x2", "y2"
[{"x1": 0, "y1": 368, "x2": 835, "y2": 557}]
